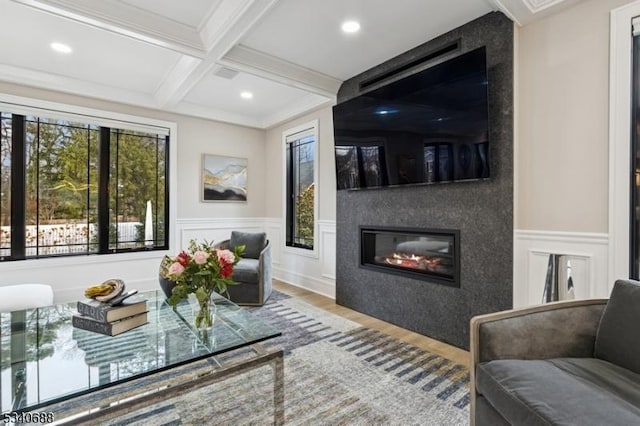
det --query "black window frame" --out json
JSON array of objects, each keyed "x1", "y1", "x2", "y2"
[
  {"x1": 1, "y1": 113, "x2": 169, "y2": 261},
  {"x1": 284, "y1": 126, "x2": 316, "y2": 251},
  {"x1": 632, "y1": 34, "x2": 640, "y2": 279}
]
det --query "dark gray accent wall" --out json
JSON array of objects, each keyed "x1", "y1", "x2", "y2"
[{"x1": 335, "y1": 12, "x2": 513, "y2": 349}]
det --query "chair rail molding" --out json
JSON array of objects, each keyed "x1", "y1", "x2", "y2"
[{"x1": 514, "y1": 230, "x2": 609, "y2": 308}]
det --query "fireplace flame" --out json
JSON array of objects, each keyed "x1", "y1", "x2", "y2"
[{"x1": 383, "y1": 253, "x2": 442, "y2": 271}]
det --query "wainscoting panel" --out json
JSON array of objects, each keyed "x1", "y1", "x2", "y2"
[
  {"x1": 319, "y1": 220, "x2": 337, "y2": 280},
  {"x1": 264, "y1": 218, "x2": 336, "y2": 298},
  {"x1": 176, "y1": 218, "x2": 265, "y2": 248},
  {"x1": 514, "y1": 230, "x2": 609, "y2": 308},
  {"x1": 264, "y1": 220, "x2": 282, "y2": 266}
]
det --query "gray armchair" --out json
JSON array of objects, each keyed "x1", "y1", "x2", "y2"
[
  {"x1": 215, "y1": 231, "x2": 272, "y2": 306},
  {"x1": 470, "y1": 280, "x2": 640, "y2": 425}
]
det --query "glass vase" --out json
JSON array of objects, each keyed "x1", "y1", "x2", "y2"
[{"x1": 190, "y1": 291, "x2": 217, "y2": 331}]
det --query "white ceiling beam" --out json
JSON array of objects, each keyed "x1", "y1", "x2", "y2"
[
  {"x1": 153, "y1": 56, "x2": 203, "y2": 108},
  {"x1": 221, "y1": 45, "x2": 342, "y2": 99},
  {"x1": 9, "y1": 0, "x2": 206, "y2": 57},
  {"x1": 153, "y1": 0, "x2": 281, "y2": 108}
]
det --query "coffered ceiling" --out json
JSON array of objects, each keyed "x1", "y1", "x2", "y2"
[{"x1": 0, "y1": 0, "x2": 582, "y2": 128}]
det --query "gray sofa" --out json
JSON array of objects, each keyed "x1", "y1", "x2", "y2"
[
  {"x1": 470, "y1": 279, "x2": 640, "y2": 425},
  {"x1": 215, "y1": 231, "x2": 272, "y2": 306}
]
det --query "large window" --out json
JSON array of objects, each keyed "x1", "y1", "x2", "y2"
[
  {"x1": 0, "y1": 110, "x2": 169, "y2": 261},
  {"x1": 284, "y1": 122, "x2": 317, "y2": 250}
]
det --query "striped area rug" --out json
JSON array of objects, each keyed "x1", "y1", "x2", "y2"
[{"x1": 52, "y1": 291, "x2": 470, "y2": 425}]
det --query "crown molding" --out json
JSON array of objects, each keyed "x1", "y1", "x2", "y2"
[
  {"x1": 523, "y1": 0, "x2": 568, "y2": 13},
  {"x1": 167, "y1": 101, "x2": 263, "y2": 129},
  {"x1": 261, "y1": 94, "x2": 334, "y2": 129},
  {"x1": 485, "y1": 0, "x2": 583, "y2": 26},
  {"x1": 221, "y1": 45, "x2": 342, "y2": 98},
  {"x1": 0, "y1": 63, "x2": 158, "y2": 108}
]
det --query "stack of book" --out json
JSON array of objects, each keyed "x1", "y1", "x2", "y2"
[{"x1": 72, "y1": 296, "x2": 148, "y2": 336}]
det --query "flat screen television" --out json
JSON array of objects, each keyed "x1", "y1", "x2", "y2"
[{"x1": 333, "y1": 46, "x2": 489, "y2": 190}]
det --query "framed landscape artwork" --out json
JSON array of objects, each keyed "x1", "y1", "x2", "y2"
[{"x1": 201, "y1": 154, "x2": 248, "y2": 202}]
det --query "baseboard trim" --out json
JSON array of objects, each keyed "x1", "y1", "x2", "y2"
[{"x1": 273, "y1": 266, "x2": 335, "y2": 299}]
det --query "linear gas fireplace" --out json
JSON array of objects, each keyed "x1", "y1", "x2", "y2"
[{"x1": 360, "y1": 226, "x2": 460, "y2": 287}]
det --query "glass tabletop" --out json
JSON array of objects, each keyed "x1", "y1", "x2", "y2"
[{"x1": 0, "y1": 290, "x2": 280, "y2": 413}]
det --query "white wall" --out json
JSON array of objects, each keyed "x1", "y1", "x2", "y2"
[
  {"x1": 264, "y1": 106, "x2": 337, "y2": 298},
  {"x1": 514, "y1": 0, "x2": 632, "y2": 306},
  {"x1": 0, "y1": 83, "x2": 267, "y2": 302}
]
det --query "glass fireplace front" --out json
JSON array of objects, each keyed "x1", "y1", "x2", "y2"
[{"x1": 360, "y1": 226, "x2": 459, "y2": 286}]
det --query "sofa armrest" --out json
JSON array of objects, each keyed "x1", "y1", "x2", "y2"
[
  {"x1": 471, "y1": 299, "x2": 607, "y2": 365},
  {"x1": 469, "y1": 298, "x2": 607, "y2": 426}
]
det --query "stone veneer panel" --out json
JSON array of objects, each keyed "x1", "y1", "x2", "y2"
[{"x1": 335, "y1": 12, "x2": 513, "y2": 349}]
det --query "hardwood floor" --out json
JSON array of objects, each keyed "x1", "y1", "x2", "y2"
[{"x1": 273, "y1": 280, "x2": 470, "y2": 367}]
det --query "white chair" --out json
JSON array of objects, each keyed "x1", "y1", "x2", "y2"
[{"x1": 0, "y1": 284, "x2": 54, "y2": 312}]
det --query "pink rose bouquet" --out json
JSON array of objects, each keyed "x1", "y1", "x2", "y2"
[{"x1": 160, "y1": 239, "x2": 245, "y2": 326}]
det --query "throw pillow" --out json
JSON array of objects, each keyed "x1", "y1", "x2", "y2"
[{"x1": 594, "y1": 279, "x2": 640, "y2": 374}]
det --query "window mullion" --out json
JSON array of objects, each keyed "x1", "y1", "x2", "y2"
[
  {"x1": 98, "y1": 127, "x2": 110, "y2": 253},
  {"x1": 10, "y1": 115, "x2": 25, "y2": 260},
  {"x1": 35, "y1": 119, "x2": 40, "y2": 257},
  {"x1": 163, "y1": 135, "x2": 170, "y2": 248},
  {"x1": 286, "y1": 143, "x2": 293, "y2": 245},
  {"x1": 86, "y1": 126, "x2": 91, "y2": 252}
]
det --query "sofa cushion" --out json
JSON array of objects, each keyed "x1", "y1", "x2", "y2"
[
  {"x1": 230, "y1": 231, "x2": 266, "y2": 259},
  {"x1": 232, "y1": 258, "x2": 259, "y2": 284},
  {"x1": 595, "y1": 279, "x2": 640, "y2": 374},
  {"x1": 476, "y1": 358, "x2": 640, "y2": 425}
]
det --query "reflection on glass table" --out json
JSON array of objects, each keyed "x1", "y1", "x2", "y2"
[{"x1": 0, "y1": 290, "x2": 281, "y2": 414}]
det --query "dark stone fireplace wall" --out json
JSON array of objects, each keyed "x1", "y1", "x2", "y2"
[{"x1": 335, "y1": 12, "x2": 513, "y2": 349}]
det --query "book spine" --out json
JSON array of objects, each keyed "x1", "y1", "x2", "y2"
[
  {"x1": 76, "y1": 302, "x2": 108, "y2": 322},
  {"x1": 72, "y1": 315, "x2": 112, "y2": 335}
]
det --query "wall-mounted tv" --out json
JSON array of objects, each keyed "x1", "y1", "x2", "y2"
[{"x1": 333, "y1": 46, "x2": 489, "y2": 190}]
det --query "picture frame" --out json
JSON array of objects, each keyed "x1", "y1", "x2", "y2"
[{"x1": 201, "y1": 154, "x2": 248, "y2": 202}]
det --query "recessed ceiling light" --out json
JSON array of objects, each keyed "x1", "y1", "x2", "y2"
[
  {"x1": 341, "y1": 20, "x2": 361, "y2": 34},
  {"x1": 50, "y1": 42, "x2": 72, "y2": 54},
  {"x1": 240, "y1": 91, "x2": 253, "y2": 99}
]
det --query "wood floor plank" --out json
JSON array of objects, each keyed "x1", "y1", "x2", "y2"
[{"x1": 273, "y1": 280, "x2": 470, "y2": 366}]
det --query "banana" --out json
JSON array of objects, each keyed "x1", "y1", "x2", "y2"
[
  {"x1": 84, "y1": 279, "x2": 126, "y2": 300},
  {"x1": 84, "y1": 284, "x2": 114, "y2": 298},
  {"x1": 95, "y1": 279, "x2": 125, "y2": 302}
]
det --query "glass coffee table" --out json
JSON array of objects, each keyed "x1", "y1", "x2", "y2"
[{"x1": 0, "y1": 290, "x2": 282, "y2": 425}]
